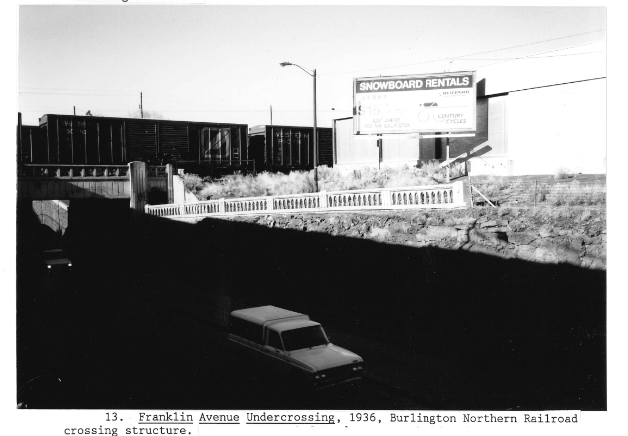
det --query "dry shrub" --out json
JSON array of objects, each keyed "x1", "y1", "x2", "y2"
[
  {"x1": 189, "y1": 163, "x2": 458, "y2": 200},
  {"x1": 554, "y1": 167, "x2": 573, "y2": 180},
  {"x1": 473, "y1": 176, "x2": 511, "y2": 198},
  {"x1": 546, "y1": 181, "x2": 606, "y2": 206},
  {"x1": 182, "y1": 173, "x2": 206, "y2": 194},
  {"x1": 528, "y1": 182, "x2": 551, "y2": 203}
]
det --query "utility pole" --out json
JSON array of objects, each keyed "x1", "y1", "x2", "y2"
[
  {"x1": 313, "y1": 68, "x2": 318, "y2": 192},
  {"x1": 73, "y1": 106, "x2": 76, "y2": 116},
  {"x1": 446, "y1": 133, "x2": 451, "y2": 183},
  {"x1": 270, "y1": 105, "x2": 273, "y2": 125},
  {"x1": 140, "y1": 92, "x2": 143, "y2": 118},
  {"x1": 279, "y1": 61, "x2": 318, "y2": 191}
]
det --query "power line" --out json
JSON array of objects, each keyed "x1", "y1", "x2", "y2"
[
  {"x1": 18, "y1": 91, "x2": 135, "y2": 96},
  {"x1": 456, "y1": 50, "x2": 603, "y2": 61},
  {"x1": 318, "y1": 29, "x2": 605, "y2": 76},
  {"x1": 469, "y1": 40, "x2": 603, "y2": 70},
  {"x1": 18, "y1": 86, "x2": 137, "y2": 93}
]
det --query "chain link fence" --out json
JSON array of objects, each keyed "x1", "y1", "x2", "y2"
[{"x1": 468, "y1": 176, "x2": 606, "y2": 209}]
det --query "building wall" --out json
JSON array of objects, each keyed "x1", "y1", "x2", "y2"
[
  {"x1": 334, "y1": 40, "x2": 606, "y2": 176},
  {"x1": 334, "y1": 117, "x2": 429, "y2": 170},
  {"x1": 32, "y1": 200, "x2": 69, "y2": 234},
  {"x1": 505, "y1": 78, "x2": 606, "y2": 175}
]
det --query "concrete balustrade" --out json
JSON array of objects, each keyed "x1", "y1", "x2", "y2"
[
  {"x1": 145, "y1": 181, "x2": 469, "y2": 218},
  {"x1": 19, "y1": 164, "x2": 129, "y2": 179}
]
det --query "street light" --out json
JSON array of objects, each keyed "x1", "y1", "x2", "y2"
[{"x1": 280, "y1": 61, "x2": 318, "y2": 192}]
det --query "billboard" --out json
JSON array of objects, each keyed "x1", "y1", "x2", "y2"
[{"x1": 353, "y1": 71, "x2": 476, "y2": 135}]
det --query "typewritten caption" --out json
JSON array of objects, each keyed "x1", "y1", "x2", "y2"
[{"x1": 28, "y1": 410, "x2": 583, "y2": 435}]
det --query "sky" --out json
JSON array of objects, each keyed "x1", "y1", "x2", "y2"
[{"x1": 15, "y1": 3, "x2": 607, "y2": 129}]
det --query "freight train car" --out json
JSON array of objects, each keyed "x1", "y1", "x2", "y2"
[
  {"x1": 17, "y1": 123, "x2": 44, "y2": 164},
  {"x1": 248, "y1": 125, "x2": 333, "y2": 173},
  {"x1": 18, "y1": 114, "x2": 251, "y2": 176}
]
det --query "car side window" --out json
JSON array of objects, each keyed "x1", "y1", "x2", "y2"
[
  {"x1": 230, "y1": 317, "x2": 262, "y2": 344},
  {"x1": 268, "y1": 329, "x2": 283, "y2": 350}
]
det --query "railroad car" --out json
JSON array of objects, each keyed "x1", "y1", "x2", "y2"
[
  {"x1": 18, "y1": 114, "x2": 252, "y2": 176},
  {"x1": 248, "y1": 124, "x2": 333, "y2": 173}
]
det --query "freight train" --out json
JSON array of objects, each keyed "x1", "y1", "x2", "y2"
[
  {"x1": 248, "y1": 124, "x2": 333, "y2": 173},
  {"x1": 18, "y1": 114, "x2": 333, "y2": 177}
]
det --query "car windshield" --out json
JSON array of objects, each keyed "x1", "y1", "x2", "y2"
[{"x1": 281, "y1": 325, "x2": 329, "y2": 351}]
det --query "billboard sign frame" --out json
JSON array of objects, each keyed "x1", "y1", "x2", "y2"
[{"x1": 353, "y1": 71, "x2": 477, "y2": 135}]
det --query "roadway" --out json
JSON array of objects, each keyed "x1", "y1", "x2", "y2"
[
  {"x1": 17, "y1": 261, "x2": 433, "y2": 409},
  {"x1": 16, "y1": 202, "x2": 606, "y2": 411}
]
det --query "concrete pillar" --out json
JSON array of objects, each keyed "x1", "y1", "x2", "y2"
[
  {"x1": 166, "y1": 163, "x2": 174, "y2": 204},
  {"x1": 129, "y1": 161, "x2": 147, "y2": 215}
]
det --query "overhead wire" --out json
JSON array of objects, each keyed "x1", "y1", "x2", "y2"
[
  {"x1": 467, "y1": 40, "x2": 604, "y2": 70},
  {"x1": 318, "y1": 28, "x2": 605, "y2": 77}
]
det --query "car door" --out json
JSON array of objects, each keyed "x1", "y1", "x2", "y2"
[{"x1": 262, "y1": 329, "x2": 287, "y2": 363}]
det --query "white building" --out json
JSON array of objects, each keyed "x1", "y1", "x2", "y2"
[{"x1": 333, "y1": 41, "x2": 606, "y2": 176}]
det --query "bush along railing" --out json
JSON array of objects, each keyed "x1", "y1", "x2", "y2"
[{"x1": 145, "y1": 180, "x2": 469, "y2": 218}]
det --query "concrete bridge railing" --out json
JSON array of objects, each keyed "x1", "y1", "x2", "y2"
[{"x1": 144, "y1": 180, "x2": 469, "y2": 218}]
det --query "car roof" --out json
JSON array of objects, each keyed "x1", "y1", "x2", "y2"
[
  {"x1": 269, "y1": 319, "x2": 321, "y2": 333},
  {"x1": 230, "y1": 305, "x2": 308, "y2": 324}
]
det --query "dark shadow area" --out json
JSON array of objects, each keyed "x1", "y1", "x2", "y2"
[
  {"x1": 17, "y1": 176, "x2": 129, "y2": 202},
  {"x1": 16, "y1": 205, "x2": 606, "y2": 410}
]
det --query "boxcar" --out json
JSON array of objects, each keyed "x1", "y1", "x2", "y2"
[
  {"x1": 248, "y1": 124, "x2": 333, "y2": 173},
  {"x1": 19, "y1": 114, "x2": 251, "y2": 175}
]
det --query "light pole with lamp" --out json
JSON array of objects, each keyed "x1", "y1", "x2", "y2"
[{"x1": 279, "y1": 61, "x2": 318, "y2": 192}]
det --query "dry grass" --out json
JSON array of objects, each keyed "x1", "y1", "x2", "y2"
[
  {"x1": 471, "y1": 176, "x2": 512, "y2": 198},
  {"x1": 185, "y1": 166, "x2": 605, "y2": 207},
  {"x1": 554, "y1": 167, "x2": 574, "y2": 180},
  {"x1": 546, "y1": 181, "x2": 606, "y2": 206},
  {"x1": 189, "y1": 161, "x2": 462, "y2": 200}
]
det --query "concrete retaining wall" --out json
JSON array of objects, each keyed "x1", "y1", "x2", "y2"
[{"x1": 224, "y1": 206, "x2": 606, "y2": 270}]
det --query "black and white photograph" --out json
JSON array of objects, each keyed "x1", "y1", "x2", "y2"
[{"x1": 7, "y1": 0, "x2": 622, "y2": 433}]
